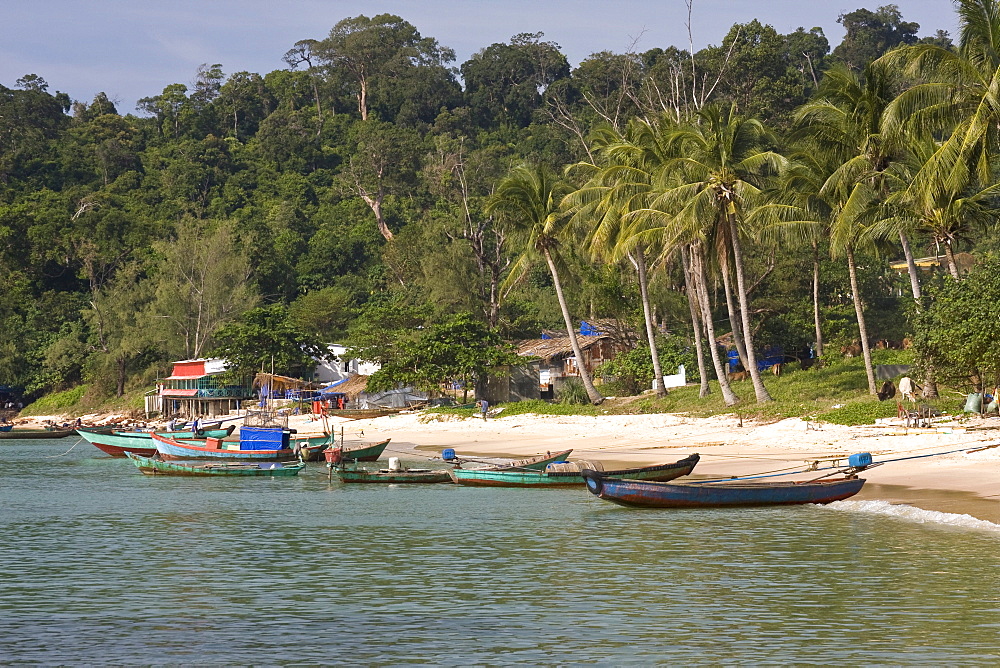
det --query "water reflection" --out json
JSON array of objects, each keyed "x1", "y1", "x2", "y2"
[{"x1": 1, "y1": 441, "x2": 999, "y2": 663}]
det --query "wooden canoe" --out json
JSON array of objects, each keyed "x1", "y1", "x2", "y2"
[
  {"x1": 486, "y1": 449, "x2": 573, "y2": 471},
  {"x1": 0, "y1": 428, "x2": 76, "y2": 440},
  {"x1": 125, "y1": 452, "x2": 304, "y2": 476},
  {"x1": 582, "y1": 473, "x2": 866, "y2": 508},
  {"x1": 450, "y1": 454, "x2": 699, "y2": 487},
  {"x1": 336, "y1": 467, "x2": 453, "y2": 484}
]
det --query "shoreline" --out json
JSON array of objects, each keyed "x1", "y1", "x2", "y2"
[
  {"x1": 19, "y1": 408, "x2": 1000, "y2": 522},
  {"x1": 305, "y1": 411, "x2": 1000, "y2": 523}
]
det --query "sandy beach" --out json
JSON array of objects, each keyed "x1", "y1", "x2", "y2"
[
  {"x1": 21, "y1": 408, "x2": 1000, "y2": 522},
  {"x1": 292, "y1": 410, "x2": 1000, "y2": 521}
]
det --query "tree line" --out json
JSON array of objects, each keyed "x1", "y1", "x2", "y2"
[{"x1": 1, "y1": 3, "x2": 992, "y2": 406}]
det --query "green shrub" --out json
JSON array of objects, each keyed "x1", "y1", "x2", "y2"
[
  {"x1": 21, "y1": 385, "x2": 88, "y2": 416},
  {"x1": 557, "y1": 378, "x2": 589, "y2": 405}
]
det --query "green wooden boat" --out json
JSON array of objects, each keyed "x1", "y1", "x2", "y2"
[
  {"x1": 125, "y1": 452, "x2": 305, "y2": 476},
  {"x1": 450, "y1": 454, "x2": 700, "y2": 487}
]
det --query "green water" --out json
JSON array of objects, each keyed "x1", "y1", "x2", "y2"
[{"x1": 2, "y1": 438, "x2": 1000, "y2": 664}]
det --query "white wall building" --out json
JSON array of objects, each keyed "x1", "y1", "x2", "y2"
[{"x1": 312, "y1": 345, "x2": 381, "y2": 384}]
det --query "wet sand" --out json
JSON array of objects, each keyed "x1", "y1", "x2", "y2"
[{"x1": 301, "y1": 411, "x2": 1000, "y2": 522}]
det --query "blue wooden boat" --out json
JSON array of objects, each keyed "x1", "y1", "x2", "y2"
[
  {"x1": 582, "y1": 473, "x2": 865, "y2": 508},
  {"x1": 152, "y1": 427, "x2": 298, "y2": 462},
  {"x1": 0, "y1": 425, "x2": 13, "y2": 432}
]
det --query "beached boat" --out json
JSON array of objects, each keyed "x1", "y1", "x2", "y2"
[
  {"x1": 581, "y1": 473, "x2": 866, "y2": 508},
  {"x1": 449, "y1": 454, "x2": 700, "y2": 487},
  {"x1": 0, "y1": 425, "x2": 13, "y2": 432},
  {"x1": 291, "y1": 433, "x2": 335, "y2": 461},
  {"x1": 0, "y1": 428, "x2": 76, "y2": 440},
  {"x1": 77, "y1": 427, "x2": 236, "y2": 458},
  {"x1": 442, "y1": 448, "x2": 573, "y2": 470},
  {"x1": 152, "y1": 427, "x2": 298, "y2": 462},
  {"x1": 125, "y1": 452, "x2": 304, "y2": 477}
]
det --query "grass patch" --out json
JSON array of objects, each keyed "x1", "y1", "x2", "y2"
[
  {"x1": 424, "y1": 356, "x2": 967, "y2": 426},
  {"x1": 20, "y1": 384, "x2": 148, "y2": 417},
  {"x1": 21, "y1": 385, "x2": 88, "y2": 416}
]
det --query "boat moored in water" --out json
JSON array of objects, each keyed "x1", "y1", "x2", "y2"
[
  {"x1": 450, "y1": 454, "x2": 700, "y2": 487},
  {"x1": 582, "y1": 473, "x2": 865, "y2": 508},
  {"x1": 125, "y1": 452, "x2": 304, "y2": 476}
]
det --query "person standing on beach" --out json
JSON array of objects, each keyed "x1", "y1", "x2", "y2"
[{"x1": 478, "y1": 399, "x2": 489, "y2": 421}]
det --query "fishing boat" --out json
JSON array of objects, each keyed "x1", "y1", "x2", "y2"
[
  {"x1": 449, "y1": 454, "x2": 700, "y2": 487},
  {"x1": 441, "y1": 448, "x2": 573, "y2": 471},
  {"x1": 125, "y1": 452, "x2": 304, "y2": 477},
  {"x1": 322, "y1": 438, "x2": 392, "y2": 464},
  {"x1": 291, "y1": 433, "x2": 335, "y2": 461},
  {"x1": 336, "y1": 458, "x2": 452, "y2": 484},
  {"x1": 152, "y1": 427, "x2": 299, "y2": 462},
  {"x1": 77, "y1": 427, "x2": 236, "y2": 458},
  {"x1": 581, "y1": 473, "x2": 866, "y2": 508},
  {"x1": 0, "y1": 425, "x2": 13, "y2": 432},
  {"x1": 0, "y1": 428, "x2": 76, "y2": 440}
]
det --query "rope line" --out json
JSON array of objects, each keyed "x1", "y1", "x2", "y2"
[{"x1": 45, "y1": 436, "x2": 83, "y2": 458}]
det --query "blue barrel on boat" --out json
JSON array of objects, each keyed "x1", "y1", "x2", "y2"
[
  {"x1": 849, "y1": 452, "x2": 873, "y2": 467},
  {"x1": 442, "y1": 448, "x2": 457, "y2": 461}
]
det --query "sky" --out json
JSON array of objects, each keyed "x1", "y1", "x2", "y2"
[{"x1": 1, "y1": 0, "x2": 957, "y2": 111}]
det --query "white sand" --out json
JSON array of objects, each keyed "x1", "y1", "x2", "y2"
[{"x1": 292, "y1": 410, "x2": 1000, "y2": 519}]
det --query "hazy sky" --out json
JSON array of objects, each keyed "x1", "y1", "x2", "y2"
[{"x1": 1, "y1": 0, "x2": 957, "y2": 110}]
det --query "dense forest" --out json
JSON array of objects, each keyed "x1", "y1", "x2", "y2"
[{"x1": 2, "y1": 1, "x2": 997, "y2": 408}]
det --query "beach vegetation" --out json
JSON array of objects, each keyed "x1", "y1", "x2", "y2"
[{"x1": 6, "y1": 2, "x2": 1000, "y2": 423}]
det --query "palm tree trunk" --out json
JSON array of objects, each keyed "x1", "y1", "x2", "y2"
[
  {"x1": 726, "y1": 212, "x2": 773, "y2": 402},
  {"x1": 899, "y1": 230, "x2": 922, "y2": 299},
  {"x1": 682, "y1": 245, "x2": 711, "y2": 397},
  {"x1": 943, "y1": 241, "x2": 961, "y2": 279},
  {"x1": 720, "y1": 261, "x2": 749, "y2": 370},
  {"x1": 812, "y1": 240, "x2": 824, "y2": 359},
  {"x1": 692, "y1": 244, "x2": 740, "y2": 405},
  {"x1": 543, "y1": 247, "x2": 604, "y2": 405},
  {"x1": 846, "y1": 244, "x2": 878, "y2": 395},
  {"x1": 900, "y1": 233, "x2": 939, "y2": 398},
  {"x1": 634, "y1": 248, "x2": 666, "y2": 396}
]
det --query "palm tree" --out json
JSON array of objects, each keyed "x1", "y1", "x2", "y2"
[
  {"x1": 647, "y1": 104, "x2": 785, "y2": 403},
  {"x1": 883, "y1": 0, "x2": 1000, "y2": 186},
  {"x1": 880, "y1": 134, "x2": 1000, "y2": 280},
  {"x1": 565, "y1": 120, "x2": 673, "y2": 397},
  {"x1": 798, "y1": 62, "x2": 925, "y2": 302},
  {"x1": 486, "y1": 163, "x2": 604, "y2": 405}
]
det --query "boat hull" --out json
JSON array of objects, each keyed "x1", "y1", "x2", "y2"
[
  {"x1": 0, "y1": 429, "x2": 76, "y2": 440},
  {"x1": 336, "y1": 468, "x2": 453, "y2": 484},
  {"x1": 344, "y1": 438, "x2": 391, "y2": 461},
  {"x1": 126, "y1": 452, "x2": 304, "y2": 476},
  {"x1": 489, "y1": 449, "x2": 573, "y2": 471},
  {"x1": 583, "y1": 475, "x2": 866, "y2": 508},
  {"x1": 152, "y1": 432, "x2": 298, "y2": 461},
  {"x1": 78, "y1": 430, "x2": 230, "y2": 458},
  {"x1": 450, "y1": 455, "x2": 699, "y2": 487}
]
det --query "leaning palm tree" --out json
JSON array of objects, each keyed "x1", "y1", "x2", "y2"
[
  {"x1": 486, "y1": 163, "x2": 604, "y2": 405},
  {"x1": 564, "y1": 120, "x2": 674, "y2": 397},
  {"x1": 650, "y1": 104, "x2": 785, "y2": 403}
]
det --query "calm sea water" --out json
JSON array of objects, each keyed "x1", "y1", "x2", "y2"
[{"x1": 2, "y1": 438, "x2": 1000, "y2": 665}]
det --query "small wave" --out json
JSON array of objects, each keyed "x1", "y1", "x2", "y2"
[{"x1": 826, "y1": 499, "x2": 1000, "y2": 533}]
